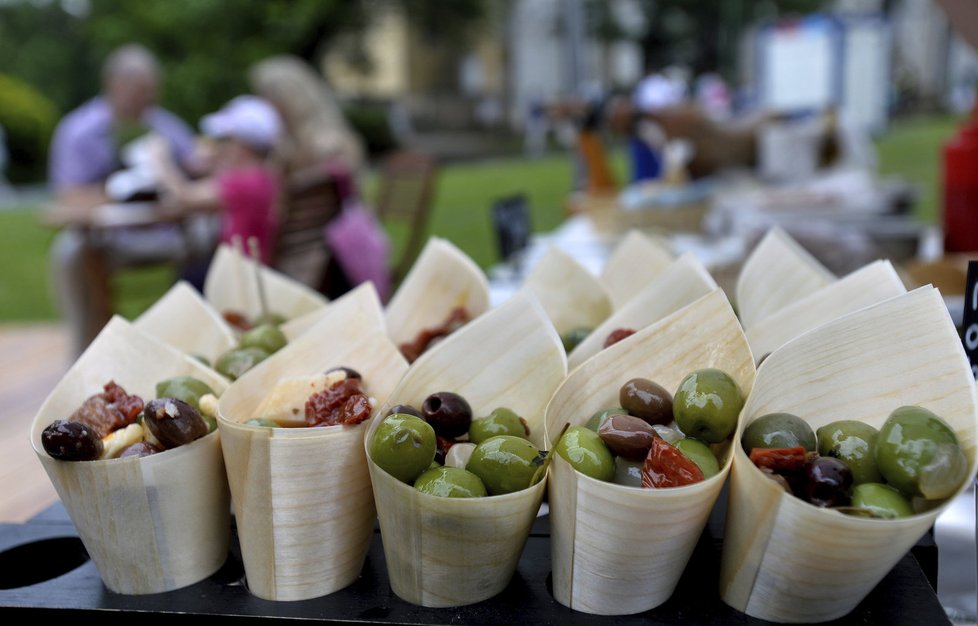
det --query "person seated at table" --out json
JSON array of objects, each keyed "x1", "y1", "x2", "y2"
[
  {"x1": 148, "y1": 96, "x2": 282, "y2": 264},
  {"x1": 48, "y1": 44, "x2": 198, "y2": 356}
]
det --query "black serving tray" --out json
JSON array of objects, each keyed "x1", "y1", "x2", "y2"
[{"x1": 0, "y1": 503, "x2": 950, "y2": 625}]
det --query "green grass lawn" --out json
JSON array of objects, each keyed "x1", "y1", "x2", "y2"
[{"x1": 0, "y1": 114, "x2": 960, "y2": 323}]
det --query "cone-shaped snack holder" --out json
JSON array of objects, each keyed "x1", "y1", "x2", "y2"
[
  {"x1": 203, "y1": 243, "x2": 327, "y2": 323},
  {"x1": 736, "y1": 227, "x2": 834, "y2": 329},
  {"x1": 599, "y1": 230, "x2": 675, "y2": 310},
  {"x1": 520, "y1": 246, "x2": 612, "y2": 336},
  {"x1": 134, "y1": 280, "x2": 237, "y2": 363},
  {"x1": 746, "y1": 260, "x2": 906, "y2": 360},
  {"x1": 544, "y1": 288, "x2": 755, "y2": 615},
  {"x1": 29, "y1": 316, "x2": 230, "y2": 594},
  {"x1": 384, "y1": 237, "x2": 490, "y2": 349},
  {"x1": 720, "y1": 287, "x2": 978, "y2": 623},
  {"x1": 365, "y1": 291, "x2": 567, "y2": 607},
  {"x1": 567, "y1": 253, "x2": 716, "y2": 370},
  {"x1": 280, "y1": 282, "x2": 385, "y2": 340},
  {"x1": 218, "y1": 288, "x2": 408, "y2": 601}
]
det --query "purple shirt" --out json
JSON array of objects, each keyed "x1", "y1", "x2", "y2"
[{"x1": 49, "y1": 96, "x2": 195, "y2": 190}]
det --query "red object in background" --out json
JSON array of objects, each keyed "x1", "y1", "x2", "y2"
[{"x1": 943, "y1": 106, "x2": 978, "y2": 252}]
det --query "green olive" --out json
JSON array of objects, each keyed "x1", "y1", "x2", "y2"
[
  {"x1": 370, "y1": 414, "x2": 437, "y2": 483},
  {"x1": 613, "y1": 457, "x2": 643, "y2": 487},
  {"x1": 585, "y1": 407, "x2": 627, "y2": 432},
  {"x1": 673, "y1": 369, "x2": 743, "y2": 443},
  {"x1": 741, "y1": 412, "x2": 816, "y2": 454},
  {"x1": 466, "y1": 435, "x2": 544, "y2": 495},
  {"x1": 254, "y1": 312, "x2": 287, "y2": 327},
  {"x1": 675, "y1": 438, "x2": 720, "y2": 479},
  {"x1": 816, "y1": 420, "x2": 881, "y2": 485},
  {"x1": 216, "y1": 347, "x2": 270, "y2": 380},
  {"x1": 245, "y1": 418, "x2": 280, "y2": 427},
  {"x1": 155, "y1": 376, "x2": 216, "y2": 412},
  {"x1": 413, "y1": 466, "x2": 487, "y2": 498},
  {"x1": 469, "y1": 407, "x2": 528, "y2": 443},
  {"x1": 850, "y1": 483, "x2": 914, "y2": 519},
  {"x1": 240, "y1": 324, "x2": 288, "y2": 355},
  {"x1": 876, "y1": 406, "x2": 968, "y2": 500},
  {"x1": 191, "y1": 354, "x2": 211, "y2": 367},
  {"x1": 561, "y1": 327, "x2": 592, "y2": 353},
  {"x1": 555, "y1": 426, "x2": 615, "y2": 481}
]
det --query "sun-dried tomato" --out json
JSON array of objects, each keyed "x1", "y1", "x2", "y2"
[
  {"x1": 222, "y1": 310, "x2": 252, "y2": 331},
  {"x1": 434, "y1": 435, "x2": 456, "y2": 465},
  {"x1": 305, "y1": 378, "x2": 371, "y2": 427},
  {"x1": 749, "y1": 447, "x2": 807, "y2": 473},
  {"x1": 399, "y1": 306, "x2": 470, "y2": 363},
  {"x1": 69, "y1": 381, "x2": 143, "y2": 437},
  {"x1": 603, "y1": 328, "x2": 636, "y2": 349},
  {"x1": 642, "y1": 436, "x2": 705, "y2": 488}
]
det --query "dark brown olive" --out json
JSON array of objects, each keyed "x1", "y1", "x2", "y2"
[
  {"x1": 118, "y1": 441, "x2": 162, "y2": 459},
  {"x1": 143, "y1": 398, "x2": 208, "y2": 449},
  {"x1": 803, "y1": 456, "x2": 853, "y2": 507},
  {"x1": 41, "y1": 420, "x2": 103, "y2": 461},
  {"x1": 620, "y1": 378, "x2": 673, "y2": 426},
  {"x1": 598, "y1": 414, "x2": 656, "y2": 461},
  {"x1": 434, "y1": 435, "x2": 455, "y2": 465},
  {"x1": 325, "y1": 366, "x2": 361, "y2": 380},
  {"x1": 421, "y1": 392, "x2": 472, "y2": 438},
  {"x1": 387, "y1": 404, "x2": 422, "y2": 418}
]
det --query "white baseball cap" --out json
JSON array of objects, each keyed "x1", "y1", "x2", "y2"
[{"x1": 201, "y1": 95, "x2": 282, "y2": 150}]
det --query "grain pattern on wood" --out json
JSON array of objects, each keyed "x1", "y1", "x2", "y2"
[
  {"x1": 28, "y1": 317, "x2": 230, "y2": 594},
  {"x1": 545, "y1": 289, "x2": 755, "y2": 615},
  {"x1": 599, "y1": 230, "x2": 675, "y2": 310},
  {"x1": 134, "y1": 280, "x2": 237, "y2": 363},
  {"x1": 720, "y1": 287, "x2": 978, "y2": 623},
  {"x1": 384, "y1": 237, "x2": 490, "y2": 346},
  {"x1": 279, "y1": 282, "x2": 385, "y2": 340},
  {"x1": 365, "y1": 291, "x2": 566, "y2": 607}
]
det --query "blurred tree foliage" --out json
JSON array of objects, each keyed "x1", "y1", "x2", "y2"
[
  {"x1": 0, "y1": 74, "x2": 58, "y2": 183},
  {"x1": 0, "y1": 0, "x2": 485, "y2": 126}
]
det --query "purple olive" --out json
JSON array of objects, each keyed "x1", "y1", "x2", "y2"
[
  {"x1": 803, "y1": 456, "x2": 853, "y2": 507},
  {"x1": 143, "y1": 398, "x2": 208, "y2": 449},
  {"x1": 119, "y1": 441, "x2": 162, "y2": 459},
  {"x1": 387, "y1": 404, "x2": 422, "y2": 418},
  {"x1": 41, "y1": 420, "x2": 103, "y2": 462},
  {"x1": 422, "y1": 391, "x2": 472, "y2": 438},
  {"x1": 620, "y1": 378, "x2": 673, "y2": 426},
  {"x1": 325, "y1": 366, "x2": 361, "y2": 380}
]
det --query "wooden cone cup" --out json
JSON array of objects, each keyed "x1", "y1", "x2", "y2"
[
  {"x1": 204, "y1": 244, "x2": 328, "y2": 321},
  {"x1": 134, "y1": 280, "x2": 237, "y2": 363},
  {"x1": 736, "y1": 227, "x2": 834, "y2": 329},
  {"x1": 720, "y1": 287, "x2": 978, "y2": 623},
  {"x1": 365, "y1": 292, "x2": 567, "y2": 607},
  {"x1": 29, "y1": 317, "x2": 231, "y2": 594},
  {"x1": 544, "y1": 289, "x2": 756, "y2": 615},
  {"x1": 280, "y1": 282, "x2": 385, "y2": 340},
  {"x1": 746, "y1": 260, "x2": 906, "y2": 360},
  {"x1": 218, "y1": 293, "x2": 408, "y2": 601},
  {"x1": 600, "y1": 230, "x2": 675, "y2": 310},
  {"x1": 568, "y1": 253, "x2": 716, "y2": 370},
  {"x1": 385, "y1": 237, "x2": 490, "y2": 346},
  {"x1": 521, "y1": 246, "x2": 612, "y2": 336}
]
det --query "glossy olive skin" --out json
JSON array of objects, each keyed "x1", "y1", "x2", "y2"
[
  {"x1": 216, "y1": 347, "x2": 270, "y2": 380},
  {"x1": 143, "y1": 398, "x2": 209, "y2": 449},
  {"x1": 155, "y1": 376, "x2": 215, "y2": 412},
  {"x1": 422, "y1": 391, "x2": 472, "y2": 438},
  {"x1": 598, "y1": 414, "x2": 655, "y2": 461},
  {"x1": 675, "y1": 438, "x2": 720, "y2": 479},
  {"x1": 613, "y1": 457, "x2": 644, "y2": 487},
  {"x1": 673, "y1": 369, "x2": 743, "y2": 443},
  {"x1": 850, "y1": 483, "x2": 914, "y2": 519},
  {"x1": 386, "y1": 404, "x2": 422, "y2": 418},
  {"x1": 245, "y1": 418, "x2": 280, "y2": 427},
  {"x1": 119, "y1": 441, "x2": 161, "y2": 459},
  {"x1": 585, "y1": 407, "x2": 627, "y2": 432},
  {"x1": 239, "y1": 324, "x2": 288, "y2": 355},
  {"x1": 803, "y1": 456, "x2": 853, "y2": 507},
  {"x1": 469, "y1": 407, "x2": 529, "y2": 444},
  {"x1": 414, "y1": 466, "x2": 487, "y2": 498},
  {"x1": 325, "y1": 366, "x2": 361, "y2": 380},
  {"x1": 370, "y1": 414, "x2": 436, "y2": 483},
  {"x1": 742, "y1": 413, "x2": 816, "y2": 454},
  {"x1": 816, "y1": 420, "x2": 881, "y2": 485},
  {"x1": 561, "y1": 327, "x2": 592, "y2": 353},
  {"x1": 466, "y1": 436, "x2": 544, "y2": 495},
  {"x1": 876, "y1": 406, "x2": 968, "y2": 500},
  {"x1": 41, "y1": 420, "x2": 103, "y2": 461},
  {"x1": 555, "y1": 426, "x2": 615, "y2": 482},
  {"x1": 620, "y1": 378, "x2": 673, "y2": 426}
]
